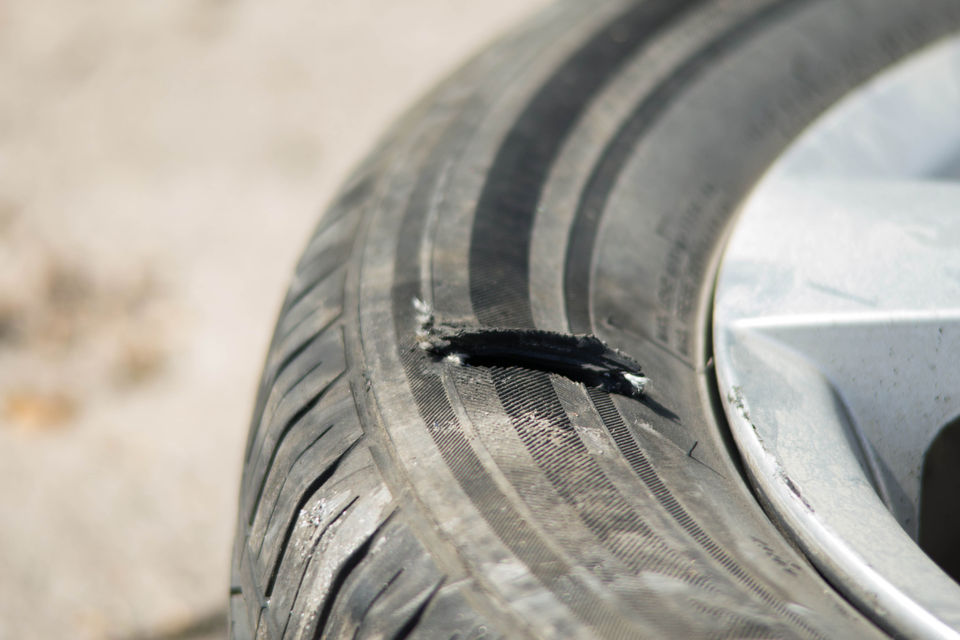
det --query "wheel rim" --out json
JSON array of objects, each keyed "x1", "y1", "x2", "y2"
[{"x1": 713, "y1": 33, "x2": 960, "y2": 638}]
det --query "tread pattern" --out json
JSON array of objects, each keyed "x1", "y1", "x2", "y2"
[
  {"x1": 382, "y1": 1, "x2": 843, "y2": 636},
  {"x1": 230, "y1": 163, "x2": 494, "y2": 638}
]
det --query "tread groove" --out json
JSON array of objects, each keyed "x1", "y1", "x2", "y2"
[
  {"x1": 229, "y1": 0, "x2": 953, "y2": 636},
  {"x1": 266, "y1": 314, "x2": 342, "y2": 399},
  {"x1": 389, "y1": 578, "x2": 445, "y2": 640},
  {"x1": 352, "y1": 569, "x2": 404, "y2": 640},
  {"x1": 264, "y1": 437, "x2": 363, "y2": 596},
  {"x1": 277, "y1": 497, "x2": 361, "y2": 638},
  {"x1": 248, "y1": 367, "x2": 348, "y2": 522},
  {"x1": 252, "y1": 422, "x2": 336, "y2": 557},
  {"x1": 246, "y1": 349, "x2": 333, "y2": 468},
  {"x1": 283, "y1": 252, "x2": 349, "y2": 316},
  {"x1": 277, "y1": 268, "x2": 346, "y2": 342},
  {"x1": 309, "y1": 512, "x2": 398, "y2": 640}
]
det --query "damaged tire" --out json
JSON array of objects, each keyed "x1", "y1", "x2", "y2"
[{"x1": 231, "y1": 1, "x2": 960, "y2": 638}]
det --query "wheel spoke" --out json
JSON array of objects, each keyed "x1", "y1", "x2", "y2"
[
  {"x1": 710, "y1": 32, "x2": 960, "y2": 638},
  {"x1": 717, "y1": 178, "x2": 960, "y2": 530},
  {"x1": 715, "y1": 177, "x2": 960, "y2": 632}
]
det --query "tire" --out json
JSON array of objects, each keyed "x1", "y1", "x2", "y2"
[{"x1": 230, "y1": 1, "x2": 960, "y2": 638}]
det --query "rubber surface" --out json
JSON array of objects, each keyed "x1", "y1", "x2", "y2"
[{"x1": 231, "y1": 1, "x2": 960, "y2": 637}]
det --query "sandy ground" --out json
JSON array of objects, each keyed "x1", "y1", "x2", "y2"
[{"x1": 0, "y1": 1, "x2": 547, "y2": 638}]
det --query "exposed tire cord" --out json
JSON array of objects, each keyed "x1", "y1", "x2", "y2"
[
  {"x1": 389, "y1": 78, "x2": 651, "y2": 640},
  {"x1": 464, "y1": 0, "x2": 816, "y2": 634},
  {"x1": 422, "y1": 326, "x2": 648, "y2": 398},
  {"x1": 389, "y1": 1, "x2": 814, "y2": 632}
]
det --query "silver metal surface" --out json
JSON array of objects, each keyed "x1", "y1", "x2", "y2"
[{"x1": 713, "y1": 35, "x2": 960, "y2": 638}]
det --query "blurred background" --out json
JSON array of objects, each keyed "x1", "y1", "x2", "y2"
[{"x1": 0, "y1": 1, "x2": 547, "y2": 637}]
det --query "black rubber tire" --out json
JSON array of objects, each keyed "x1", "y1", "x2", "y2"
[{"x1": 230, "y1": 1, "x2": 960, "y2": 638}]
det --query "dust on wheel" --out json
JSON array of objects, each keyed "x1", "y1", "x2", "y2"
[{"x1": 231, "y1": 1, "x2": 960, "y2": 638}]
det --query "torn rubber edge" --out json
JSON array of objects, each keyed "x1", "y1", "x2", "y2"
[{"x1": 414, "y1": 298, "x2": 649, "y2": 398}]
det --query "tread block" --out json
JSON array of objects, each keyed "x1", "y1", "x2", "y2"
[
  {"x1": 255, "y1": 611, "x2": 271, "y2": 640},
  {"x1": 276, "y1": 267, "x2": 346, "y2": 342},
  {"x1": 267, "y1": 277, "x2": 344, "y2": 385},
  {"x1": 249, "y1": 377, "x2": 358, "y2": 547},
  {"x1": 247, "y1": 260, "x2": 347, "y2": 465},
  {"x1": 261, "y1": 448, "x2": 394, "y2": 638},
  {"x1": 230, "y1": 593, "x2": 255, "y2": 640},
  {"x1": 284, "y1": 231, "x2": 353, "y2": 315},
  {"x1": 237, "y1": 543, "x2": 265, "y2": 635},
  {"x1": 294, "y1": 176, "x2": 372, "y2": 270},
  {"x1": 252, "y1": 324, "x2": 345, "y2": 444},
  {"x1": 254, "y1": 419, "x2": 365, "y2": 589},
  {"x1": 399, "y1": 581, "x2": 505, "y2": 640},
  {"x1": 323, "y1": 518, "x2": 444, "y2": 639},
  {"x1": 244, "y1": 327, "x2": 347, "y2": 512}
]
